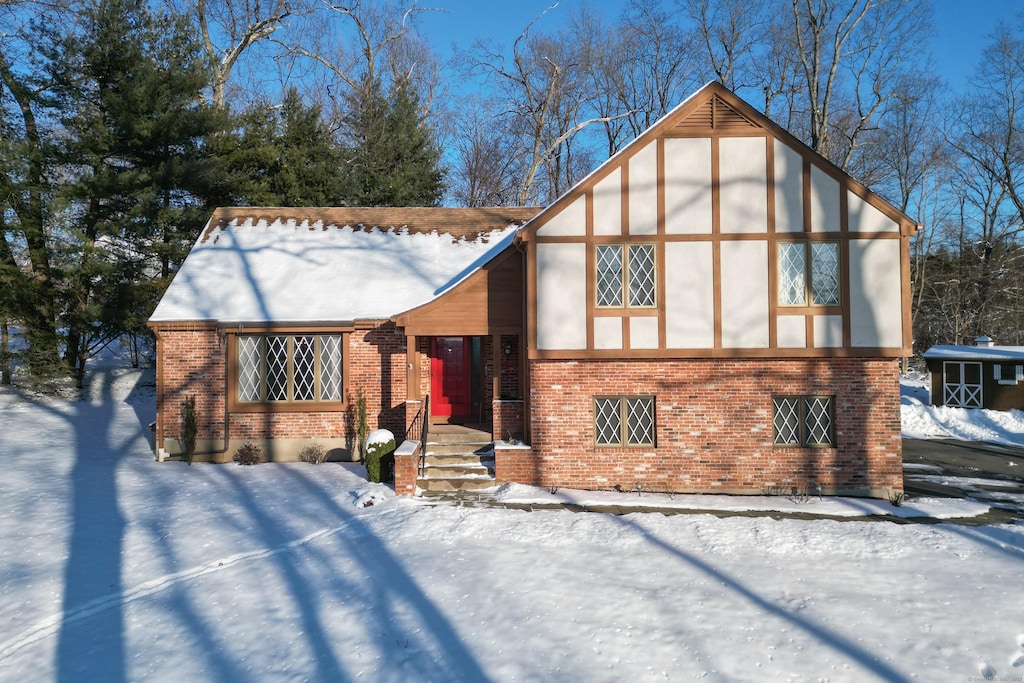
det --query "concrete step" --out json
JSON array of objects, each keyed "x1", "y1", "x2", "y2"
[
  {"x1": 423, "y1": 453, "x2": 495, "y2": 467},
  {"x1": 417, "y1": 476, "x2": 499, "y2": 493},
  {"x1": 422, "y1": 462, "x2": 495, "y2": 479},
  {"x1": 427, "y1": 425, "x2": 492, "y2": 444},
  {"x1": 425, "y1": 441, "x2": 493, "y2": 456}
]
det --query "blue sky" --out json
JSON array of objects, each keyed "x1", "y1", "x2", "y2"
[{"x1": 417, "y1": 0, "x2": 1023, "y2": 94}]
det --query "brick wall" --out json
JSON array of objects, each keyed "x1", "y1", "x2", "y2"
[
  {"x1": 526, "y1": 358, "x2": 902, "y2": 497},
  {"x1": 155, "y1": 323, "x2": 410, "y2": 458},
  {"x1": 493, "y1": 400, "x2": 525, "y2": 442}
]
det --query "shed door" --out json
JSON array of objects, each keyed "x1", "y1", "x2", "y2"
[
  {"x1": 943, "y1": 361, "x2": 982, "y2": 408},
  {"x1": 431, "y1": 337, "x2": 470, "y2": 418}
]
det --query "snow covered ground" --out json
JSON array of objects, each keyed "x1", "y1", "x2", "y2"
[
  {"x1": 0, "y1": 361, "x2": 1023, "y2": 682},
  {"x1": 901, "y1": 374, "x2": 1024, "y2": 447}
]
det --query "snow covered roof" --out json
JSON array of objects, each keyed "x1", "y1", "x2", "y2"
[
  {"x1": 149, "y1": 207, "x2": 540, "y2": 325},
  {"x1": 923, "y1": 345, "x2": 1024, "y2": 361}
]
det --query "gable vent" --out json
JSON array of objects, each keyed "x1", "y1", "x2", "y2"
[{"x1": 673, "y1": 95, "x2": 760, "y2": 133}]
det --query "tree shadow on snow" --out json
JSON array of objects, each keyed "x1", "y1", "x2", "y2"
[
  {"x1": 610, "y1": 515, "x2": 913, "y2": 682},
  {"x1": 211, "y1": 463, "x2": 493, "y2": 682}
]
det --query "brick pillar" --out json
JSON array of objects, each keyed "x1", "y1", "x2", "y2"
[{"x1": 393, "y1": 440, "x2": 421, "y2": 496}]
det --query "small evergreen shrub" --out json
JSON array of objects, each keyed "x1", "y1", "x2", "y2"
[
  {"x1": 355, "y1": 388, "x2": 368, "y2": 460},
  {"x1": 182, "y1": 396, "x2": 198, "y2": 466},
  {"x1": 365, "y1": 432, "x2": 396, "y2": 484},
  {"x1": 299, "y1": 441, "x2": 328, "y2": 465},
  {"x1": 233, "y1": 442, "x2": 263, "y2": 466}
]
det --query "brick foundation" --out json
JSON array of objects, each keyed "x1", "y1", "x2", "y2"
[{"x1": 526, "y1": 358, "x2": 902, "y2": 497}]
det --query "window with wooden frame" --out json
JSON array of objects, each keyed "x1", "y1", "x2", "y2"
[
  {"x1": 772, "y1": 396, "x2": 835, "y2": 447},
  {"x1": 778, "y1": 241, "x2": 840, "y2": 306},
  {"x1": 596, "y1": 244, "x2": 657, "y2": 308},
  {"x1": 236, "y1": 334, "x2": 344, "y2": 404},
  {"x1": 594, "y1": 396, "x2": 656, "y2": 447}
]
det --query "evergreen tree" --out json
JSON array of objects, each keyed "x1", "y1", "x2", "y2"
[
  {"x1": 46, "y1": 0, "x2": 221, "y2": 384},
  {"x1": 214, "y1": 88, "x2": 348, "y2": 206},
  {"x1": 0, "y1": 36, "x2": 63, "y2": 377},
  {"x1": 345, "y1": 76, "x2": 445, "y2": 207}
]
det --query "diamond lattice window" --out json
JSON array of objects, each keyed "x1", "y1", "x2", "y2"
[
  {"x1": 266, "y1": 336, "x2": 289, "y2": 401},
  {"x1": 595, "y1": 396, "x2": 656, "y2": 447},
  {"x1": 596, "y1": 245, "x2": 623, "y2": 307},
  {"x1": 773, "y1": 396, "x2": 834, "y2": 447},
  {"x1": 811, "y1": 243, "x2": 840, "y2": 305},
  {"x1": 804, "y1": 397, "x2": 834, "y2": 445},
  {"x1": 627, "y1": 245, "x2": 656, "y2": 307},
  {"x1": 237, "y1": 336, "x2": 262, "y2": 402},
  {"x1": 595, "y1": 397, "x2": 622, "y2": 445},
  {"x1": 778, "y1": 243, "x2": 807, "y2": 305},
  {"x1": 772, "y1": 397, "x2": 801, "y2": 445},
  {"x1": 626, "y1": 397, "x2": 656, "y2": 445},
  {"x1": 319, "y1": 336, "x2": 343, "y2": 401},
  {"x1": 779, "y1": 242, "x2": 840, "y2": 306},
  {"x1": 236, "y1": 334, "x2": 344, "y2": 405},
  {"x1": 292, "y1": 336, "x2": 315, "y2": 401},
  {"x1": 596, "y1": 244, "x2": 656, "y2": 308}
]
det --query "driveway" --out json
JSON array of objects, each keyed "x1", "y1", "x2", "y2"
[{"x1": 903, "y1": 438, "x2": 1024, "y2": 515}]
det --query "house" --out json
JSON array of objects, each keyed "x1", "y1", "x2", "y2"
[
  {"x1": 149, "y1": 83, "x2": 915, "y2": 498},
  {"x1": 924, "y1": 336, "x2": 1024, "y2": 410}
]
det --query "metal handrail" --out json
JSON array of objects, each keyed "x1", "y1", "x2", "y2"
[
  {"x1": 419, "y1": 395, "x2": 430, "y2": 477},
  {"x1": 405, "y1": 394, "x2": 430, "y2": 478}
]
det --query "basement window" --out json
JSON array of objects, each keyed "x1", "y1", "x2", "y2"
[
  {"x1": 594, "y1": 396, "x2": 656, "y2": 447},
  {"x1": 772, "y1": 396, "x2": 835, "y2": 447}
]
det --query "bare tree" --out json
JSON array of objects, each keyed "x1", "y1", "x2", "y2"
[
  {"x1": 786, "y1": 0, "x2": 931, "y2": 170},
  {"x1": 579, "y1": 0, "x2": 697, "y2": 154},
  {"x1": 446, "y1": 99, "x2": 523, "y2": 207},
  {"x1": 472, "y1": 5, "x2": 634, "y2": 205},
  {"x1": 272, "y1": 0, "x2": 442, "y2": 132},
  {"x1": 681, "y1": 0, "x2": 769, "y2": 92},
  {"x1": 166, "y1": 0, "x2": 300, "y2": 106}
]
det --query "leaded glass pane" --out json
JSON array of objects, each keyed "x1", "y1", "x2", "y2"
[
  {"x1": 319, "y1": 335, "x2": 343, "y2": 401},
  {"x1": 772, "y1": 397, "x2": 801, "y2": 445},
  {"x1": 266, "y1": 336, "x2": 289, "y2": 401},
  {"x1": 778, "y1": 243, "x2": 806, "y2": 305},
  {"x1": 595, "y1": 397, "x2": 622, "y2": 445},
  {"x1": 238, "y1": 336, "x2": 261, "y2": 401},
  {"x1": 805, "y1": 397, "x2": 834, "y2": 445},
  {"x1": 293, "y1": 336, "x2": 315, "y2": 400},
  {"x1": 628, "y1": 245, "x2": 656, "y2": 307},
  {"x1": 626, "y1": 397, "x2": 655, "y2": 445},
  {"x1": 596, "y1": 245, "x2": 623, "y2": 307},
  {"x1": 811, "y1": 242, "x2": 840, "y2": 305}
]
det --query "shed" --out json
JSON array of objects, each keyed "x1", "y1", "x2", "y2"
[{"x1": 923, "y1": 336, "x2": 1024, "y2": 409}]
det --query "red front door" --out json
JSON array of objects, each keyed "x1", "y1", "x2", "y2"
[{"x1": 431, "y1": 337, "x2": 470, "y2": 418}]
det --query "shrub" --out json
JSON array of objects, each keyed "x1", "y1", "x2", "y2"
[
  {"x1": 299, "y1": 441, "x2": 328, "y2": 465},
  {"x1": 354, "y1": 388, "x2": 368, "y2": 460},
  {"x1": 365, "y1": 430, "x2": 396, "y2": 484},
  {"x1": 182, "y1": 396, "x2": 198, "y2": 466},
  {"x1": 888, "y1": 489, "x2": 906, "y2": 507},
  {"x1": 233, "y1": 442, "x2": 263, "y2": 466}
]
